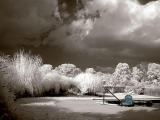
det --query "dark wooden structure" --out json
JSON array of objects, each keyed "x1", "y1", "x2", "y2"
[{"x1": 94, "y1": 84, "x2": 160, "y2": 106}]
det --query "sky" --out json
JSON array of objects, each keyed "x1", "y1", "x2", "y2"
[{"x1": 0, "y1": 0, "x2": 159, "y2": 69}]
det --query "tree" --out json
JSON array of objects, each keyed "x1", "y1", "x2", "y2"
[
  {"x1": 128, "y1": 66, "x2": 144, "y2": 93},
  {"x1": 147, "y1": 63, "x2": 160, "y2": 86},
  {"x1": 147, "y1": 63, "x2": 160, "y2": 80},
  {"x1": 131, "y1": 66, "x2": 144, "y2": 84},
  {"x1": 39, "y1": 64, "x2": 53, "y2": 75},
  {"x1": 55, "y1": 63, "x2": 81, "y2": 77},
  {"x1": 85, "y1": 68, "x2": 96, "y2": 74},
  {"x1": 113, "y1": 63, "x2": 131, "y2": 86},
  {"x1": 136, "y1": 63, "x2": 148, "y2": 82},
  {"x1": 101, "y1": 73, "x2": 114, "y2": 86}
]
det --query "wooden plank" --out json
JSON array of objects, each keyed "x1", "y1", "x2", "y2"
[{"x1": 103, "y1": 85, "x2": 125, "y2": 88}]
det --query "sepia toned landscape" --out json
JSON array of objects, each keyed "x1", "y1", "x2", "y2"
[{"x1": 0, "y1": 0, "x2": 160, "y2": 120}]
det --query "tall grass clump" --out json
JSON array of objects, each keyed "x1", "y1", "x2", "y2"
[
  {"x1": 1, "y1": 51, "x2": 78, "y2": 98},
  {"x1": 1, "y1": 50, "x2": 43, "y2": 97},
  {"x1": 74, "y1": 72, "x2": 103, "y2": 95}
]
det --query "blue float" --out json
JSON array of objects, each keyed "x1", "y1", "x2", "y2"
[{"x1": 120, "y1": 95, "x2": 134, "y2": 107}]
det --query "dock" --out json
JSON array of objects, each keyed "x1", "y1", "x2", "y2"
[{"x1": 93, "y1": 93, "x2": 160, "y2": 104}]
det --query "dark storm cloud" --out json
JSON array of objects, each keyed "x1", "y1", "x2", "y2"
[
  {"x1": 0, "y1": 0, "x2": 59, "y2": 47},
  {"x1": 0, "y1": 0, "x2": 98, "y2": 48},
  {"x1": 0, "y1": 0, "x2": 160, "y2": 68},
  {"x1": 138, "y1": 0, "x2": 158, "y2": 4}
]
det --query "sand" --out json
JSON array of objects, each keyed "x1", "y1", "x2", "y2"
[{"x1": 15, "y1": 97, "x2": 160, "y2": 120}]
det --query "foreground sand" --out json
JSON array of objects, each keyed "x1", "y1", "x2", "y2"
[{"x1": 14, "y1": 96, "x2": 160, "y2": 120}]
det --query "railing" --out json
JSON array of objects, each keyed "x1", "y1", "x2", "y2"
[
  {"x1": 102, "y1": 85, "x2": 125, "y2": 104},
  {"x1": 104, "y1": 86, "x2": 125, "y2": 93}
]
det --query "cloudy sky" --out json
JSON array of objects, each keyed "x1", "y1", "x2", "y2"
[{"x1": 0, "y1": 0, "x2": 159, "y2": 69}]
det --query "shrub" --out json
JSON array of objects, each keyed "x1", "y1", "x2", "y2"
[
  {"x1": 55, "y1": 63, "x2": 81, "y2": 77},
  {"x1": 41, "y1": 71, "x2": 77, "y2": 95},
  {"x1": 85, "y1": 68, "x2": 96, "y2": 74},
  {"x1": 0, "y1": 50, "x2": 43, "y2": 97},
  {"x1": 125, "y1": 82, "x2": 145, "y2": 95},
  {"x1": 74, "y1": 72, "x2": 103, "y2": 94},
  {"x1": 0, "y1": 51, "x2": 79, "y2": 98}
]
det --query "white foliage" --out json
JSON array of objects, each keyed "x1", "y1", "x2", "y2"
[
  {"x1": 55, "y1": 63, "x2": 81, "y2": 77},
  {"x1": 147, "y1": 63, "x2": 160, "y2": 81},
  {"x1": 74, "y1": 72, "x2": 103, "y2": 94},
  {"x1": 113, "y1": 63, "x2": 131, "y2": 86},
  {"x1": 102, "y1": 73, "x2": 115, "y2": 86},
  {"x1": 2, "y1": 50, "x2": 160, "y2": 98},
  {"x1": 85, "y1": 68, "x2": 96, "y2": 74},
  {"x1": 39, "y1": 64, "x2": 53, "y2": 75},
  {"x1": 0, "y1": 52, "x2": 77, "y2": 97},
  {"x1": 130, "y1": 66, "x2": 144, "y2": 86},
  {"x1": 1, "y1": 51, "x2": 43, "y2": 96},
  {"x1": 147, "y1": 63, "x2": 160, "y2": 86},
  {"x1": 41, "y1": 71, "x2": 76, "y2": 94}
]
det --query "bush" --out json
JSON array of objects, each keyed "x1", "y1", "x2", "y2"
[
  {"x1": 74, "y1": 72, "x2": 103, "y2": 94},
  {"x1": 1, "y1": 51, "x2": 43, "y2": 97},
  {"x1": 41, "y1": 71, "x2": 77, "y2": 95},
  {"x1": 125, "y1": 84, "x2": 144, "y2": 95},
  {"x1": 55, "y1": 63, "x2": 81, "y2": 77},
  {"x1": 0, "y1": 51, "x2": 78, "y2": 97}
]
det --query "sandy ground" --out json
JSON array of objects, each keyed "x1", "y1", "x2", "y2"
[{"x1": 14, "y1": 96, "x2": 160, "y2": 120}]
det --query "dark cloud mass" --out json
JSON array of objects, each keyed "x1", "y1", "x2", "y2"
[
  {"x1": 0, "y1": 0, "x2": 160, "y2": 69},
  {"x1": 138, "y1": 0, "x2": 158, "y2": 4}
]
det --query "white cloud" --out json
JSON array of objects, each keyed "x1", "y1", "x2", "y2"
[
  {"x1": 142, "y1": 2, "x2": 158, "y2": 20},
  {"x1": 85, "y1": 0, "x2": 160, "y2": 46},
  {"x1": 70, "y1": 18, "x2": 94, "y2": 40}
]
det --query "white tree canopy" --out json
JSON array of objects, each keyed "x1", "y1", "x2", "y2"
[
  {"x1": 147, "y1": 63, "x2": 160, "y2": 84},
  {"x1": 113, "y1": 63, "x2": 131, "y2": 86},
  {"x1": 55, "y1": 63, "x2": 81, "y2": 77}
]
